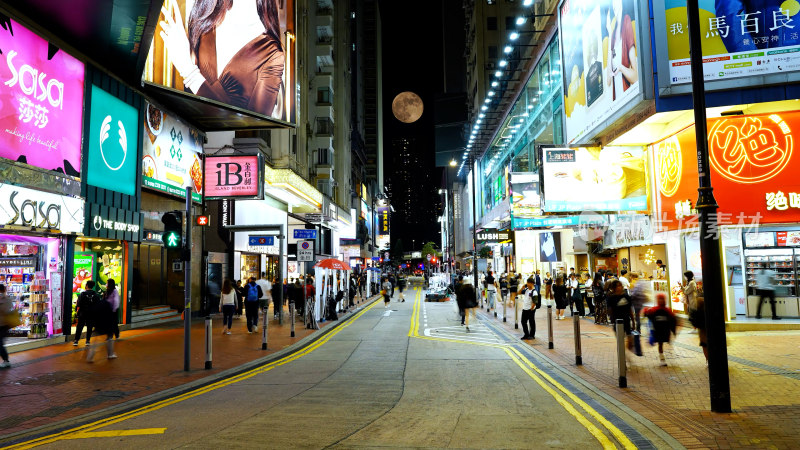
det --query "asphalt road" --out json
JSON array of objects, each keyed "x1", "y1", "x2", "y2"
[{"x1": 10, "y1": 286, "x2": 680, "y2": 449}]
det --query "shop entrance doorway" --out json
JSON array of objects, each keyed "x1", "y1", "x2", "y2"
[{"x1": 132, "y1": 243, "x2": 165, "y2": 309}]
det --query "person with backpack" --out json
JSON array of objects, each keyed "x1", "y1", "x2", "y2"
[
  {"x1": 73, "y1": 281, "x2": 100, "y2": 346},
  {"x1": 244, "y1": 277, "x2": 263, "y2": 333},
  {"x1": 519, "y1": 277, "x2": 540, "y2": 340},
  {"x1": 644, "y1": 293, "x2": 677, "y2": 366},
  {"x1": 87, "y1": 279, "x2": 119, "y2": 362}
]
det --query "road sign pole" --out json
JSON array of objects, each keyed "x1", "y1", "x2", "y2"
[{"x1": 184, "y1": 187, "x2": 192, "y2": 372}]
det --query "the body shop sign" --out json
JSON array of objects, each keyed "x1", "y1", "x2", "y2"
[
  {"x1": 204, "y1": 155, "x2": 263, "y2": 199},
  {"x1": 653, "y1": 111, "x2": 800, "y2": 229},
  {"x1": 0, "y1": 18, "x2": 84, "y2": 176}
]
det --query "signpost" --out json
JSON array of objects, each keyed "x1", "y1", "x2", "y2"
[
  {"x1": 293, "y1": 229, "x2": 317, "y2": 240},
  {"x1": 298, "y1": 241, "x2": 314, "y2": 262},
  {"x1": 248, "y1": 236, "x2": 275, "y2": 246}
]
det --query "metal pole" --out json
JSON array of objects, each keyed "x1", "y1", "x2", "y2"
[
  {"x1": 616, "y1": 319, "x2": 627, "y2": 388},
  {"x1": 261, "y1": 302, "x2": 268, "y2": 350},
  {"x1": 547, "y1": 305, "x2": 554, "y2": 349},
  {"x1": 278, "y1": 236, "x2": 284, "y2": 325},
  {"x1": 290, "y1": 302, "x2": 296, "y2": 337},
  {"x1": 687, "y1": 0, "x2": 731, "y2": 413},
  {"x1": 573, "y1": 313, "x2": 582, "y2": 366},
  {"x1": 184, "y1": 187, "x2": 192, "y2": 372},
  {"x1": 502, "y1": 290, "x2": 507, "y2": 322},
  {"x1": 514, "y1": 294, "x2": 519, "y2": 329},
  {"x1": 204, "y1": 315, "x2": 212, "y2": 370},
  {"x1": 471, "y1": 162, "x2": 479, "y2": 307}
]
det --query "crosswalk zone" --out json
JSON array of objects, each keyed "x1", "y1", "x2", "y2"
[{"x1": 423, "y1": 323, "x2": 506, "y2": 345}]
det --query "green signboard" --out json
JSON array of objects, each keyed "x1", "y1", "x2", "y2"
[{"x1": 86, "y1": 85, "x2": 138, "y2": 195}]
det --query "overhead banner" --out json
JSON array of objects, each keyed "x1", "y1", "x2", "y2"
[
  {"x1": 542, "y1": 147, "x2": 648, "y2": 212},
  {"x1": 142, "y1": 102, "x2": 204, "y2": 202},
  {"x1": 653, "y1": 111, "x2": 800, "y2": 229},
  {"x1": 143, "y1": 0, "x2": 296, "y2": 123},
  {"x1": 559, "y1": 0, "x2": 650, "y2": 144},
  {"x1": 0, "y1": 18, "x2": 85, "y2": 176},
  {"x1": 204, "y1": 155, "x2": 263, "y2": 200},
  {"x1": 657, "y1": 0, "x2": 800, "y2": 91}
]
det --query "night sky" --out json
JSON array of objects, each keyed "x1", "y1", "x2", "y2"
[{"x1": 381, "y1": 0, "x2": 458, "y2": 252}]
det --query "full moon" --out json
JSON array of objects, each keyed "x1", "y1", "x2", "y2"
[{"x1": 392, "y1": 91, "x2": 424, "y2": 124}]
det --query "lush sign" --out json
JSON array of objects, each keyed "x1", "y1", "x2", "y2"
[
  {"x1": 0, "y1": 18, "x2": 84, "y2": 176},
  {"x1": 86, "y1": 85, "x2": 138, "y2": 195}
]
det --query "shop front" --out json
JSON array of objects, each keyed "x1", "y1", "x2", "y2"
[
  {"x1": 233, "y1": 196, "x2": 288, "y2": 282},
  {"x1": 513, "y1": 228, "x2": 575, "y2": 278}
]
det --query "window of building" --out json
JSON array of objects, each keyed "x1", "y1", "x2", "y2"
[
  {"x1": 317, "y1": 149, "x2": 331, "y2": 165},
  {"x1": 315, "y1": 117, "x2": 334, "y2": 136},
  {"x1": 505, "y1": 16, "x2": 516, "y2": 30},
  {"x1": 488, "y1": 45, "x2": 498, "y2": 60},
  {"x1": 486, "y1": 17, "x2": 497, "y2": 30},
  {"x1": 317, "y1": 87, "x2": 332, "y2": 104}
]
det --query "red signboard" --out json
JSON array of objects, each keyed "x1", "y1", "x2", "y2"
[
  {"x1": 652, "y1": 111, "x2": 800, "y2": 230},
  {"x1": 203, "y1": 155, "x2": 263, "y2": 199},
  {"x1": 196, "y1": 216, "x2": 209, "y2": 226}
]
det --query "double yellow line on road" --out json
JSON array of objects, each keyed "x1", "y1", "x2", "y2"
[
  {"x1": 408, "y1": 287, "x2": 635, "y2": 450},
  {"x1": 7, "y1": 300, "x2": 382, "y2": 449}
]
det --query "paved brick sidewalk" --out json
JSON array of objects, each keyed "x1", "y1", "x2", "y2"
[
  {"x1": 0, "y1": 297, "x2": 377, "y2": 438},
  {"x1": 485, "y1": 303, "x2": 800, "y2": 449}
]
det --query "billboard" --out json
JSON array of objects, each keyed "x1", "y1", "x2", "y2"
[
  {"x1": 143, "y1": 0, "x2": 295, "y2": 123},
  {"x1": 509, "y1": 172, "x2": 541, "y2": 219},
  {"x1": 539, "y1": 231, "x2": 562, "y2": 262},
  {"x1": 541, "y1": 147, "x2": 648, "y2": 212},
  {"x1": 559, "y1": 0, "x2": 651, "y2": 144},
  {"x1": 0, "y1": 18, "x2": 85, "y2": 176},
  {"x1": 142, "y1": 102, "x2": 204, "y2": 201},
  {"x1": 377, "y1": 206, "x2": 390, "y2": 236},
  {"x1": 85, "y1": 86, "x2": 139, "y2": 196},
  {"x1": 652, "y1": 111, "x2": 800, "y2": 229},
  {"x1": 654, "y1": 0, "x2": 800, "y2": 95},
  {"x1": 204, "y1": 155, "x2": 263, "y2": 199}
]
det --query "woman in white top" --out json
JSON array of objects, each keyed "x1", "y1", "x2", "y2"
[{"x1": 220, "y1": 278, "x2": 237, "y2": 334}]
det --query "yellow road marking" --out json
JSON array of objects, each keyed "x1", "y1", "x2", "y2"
[
  {"x1": 8, "y1": 300, "x2": 382, "y2": 450},
  {"x1": 68, "y1": 428, "x2": 167, "y2": 439},
  {"x1": 409, "y1": 287, "x2": 635, "y2": 449}
]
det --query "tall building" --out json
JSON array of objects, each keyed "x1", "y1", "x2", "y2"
[{"x1": 387, "y1": 137, "x2": 437, "y2": 248}]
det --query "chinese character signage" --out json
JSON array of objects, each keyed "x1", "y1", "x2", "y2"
[
  {"x1": 652, "y1": 111, "x2": 800, "y2": 230},
  {"x1": 603, "y1": 214, "x2": 653, "y2": 249},
  {"x1": 142, "y1": 102, "x2": 204, "y2": 202},
  {"x1": 0, "y1": 18, "x2": 84, "y2": 176},
  {"x1": 559, "y1": 0, "x2": 650, "y2": 144},
  {"x1": 660, "y1": 0, "x2": 800, "y2": 87},
  {"x1": 541, "y1": 147, "x2": 648, "y2": 212},
  {"x1": 86, "y1": 85, "x2": 139, "y2": 196},
  {"x1": 377, "y1": 207, "x2": 390, "y2": 236},
  {"x1": 204, "y1": 155, "x2": 263, "y2": 200}
]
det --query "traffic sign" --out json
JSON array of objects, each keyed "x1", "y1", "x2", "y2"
[
  {"x1": 293, "y1": 229, "x2": 317, "y2": 239},
  {"x1": 298, "y1": 240, "x2": 313, "y2": 261},
  {"x1": 164, "y1": 231, "x2": 181, "y2": 248},
  {"x1": 426, "y1": 253, "x2": 432, "y2": 261},
  {"x1": 248, "y1": 235, "x2": 274, "y2": 246},
  {"x1": 196, "y1": 215, "x2": 210, "y2": 226}
]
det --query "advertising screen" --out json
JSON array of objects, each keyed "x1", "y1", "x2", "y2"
[
  {"x1": 86, "y1": 86, "x2": 139, "y2": 196},
  {"x1": 659, "y1": 0, "x2": 800, "y2": 88},
  {"x1": 72, "y1": 252, "x2": 95, "y2": 305},
  {"x1": 542, "y1": 147, "x2": 648, "y2": 212},
  {"x1": 143, "y1": 0, "x2": 296, "y2": 123},
  {"x1": 142, "y1": 102, "x2": 204, "y2": 201},
  {"x1": 509, "y1": 172, "x2": 542, "y2": 219},
  {"x1": 539, "y1": 232, "x2": 562, "y2": 262},
  {"x1": 652, "y1": 111, "x2": 800, "y2": 229},
  {"x1": 0, "y1": 18, "x2": 84, "y2": 176},
  {"x1": 559, "y1": 0, "x2": 647, "y2": 144},
  {"x1": 204, "y1": 155, "x2": 263, "y2": 199}
]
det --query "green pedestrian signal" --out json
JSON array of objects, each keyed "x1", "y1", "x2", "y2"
[{"x1": 164, "y1": 231, "x2": 181, "y2": 248}]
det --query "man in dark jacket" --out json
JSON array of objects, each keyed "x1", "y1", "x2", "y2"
[
  {"x1": 244, "y1": 277, "x2": 263, "y2": 333},
  {"x1": 74, "y1": 281, "x2": 100, "y2": 346}
]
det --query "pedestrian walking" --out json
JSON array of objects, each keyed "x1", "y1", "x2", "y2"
[
  {"x1": 681, "y1": 271, "x2": 698, "y2": 333},
  {"x1": 519, "y1": 277, "x2": 540, "y2": 340},
  {"x1": 568, "y1": 273, "x2": 583, "y2": 316},
  {"x1": 0, "y1": 284, "x2": 15, "y2": 368},
  {"x1": 619, "y1": 269, "x2": 631, "y2": 294},
  {"x1": 606, "y1": 279, "x2": 635, "y2": 352},
  {"x1": 87, "y1": 279, "x2": 119, "y2": 362},
  {"x1": 553, "y1": 277, "x2": 568, "y2": 320},
  {"x1": 584, "y1": 273, "x2": 595, "y2": 316},
  {"x1": 499, "y1": 274, "x2": 509, "y2": 308},
  {"x1": 544, "y1": 272, "x2": 553, "y2": 307},
  {"x1": 644, "y1": 293, "x2": 677, "y2": 366},
  {"x1": 388, "y1": 273, "x2": 396, "y2": 297},
  {"x1": 455, "y1": 276, "x2": 466, "y2": 324},
  {"x1": 592, "y1": 273, "x2": 608, "y2": 324},
  {"x1": 458, "y1": 278, "x2": 479, "y2": 332},
  {"x1": 74, "y1": 281, "x2": 100, "y2": 346},
  {"x1": 534, "y1": 270, "x2": 542, "y2": 297},
  {"x1": 234, "y1": 280, "x2": 244, "y2": 318},
  {"x1": 256, "y1": 272, "x2": 272, "y2": 312},
  {"x1": 755, "y1": 268, "x2": 780, "y2": 320},
  {"x1": 485, "y1": 270, "x2": 498, "y2": 311},
  {"x1": 219, "y1": 278, "x2": 236, "y2": 334},
  {"x1": 381, "y1": 277, "x2": 392, "y2": 308},
  {"x1": 271, "y1": 277, "x2": 283, "y2": 319},
  {"x1": 629, "y1": 273, "x2": 650, "y2": 332},
  {"x1": 244, "y1": 277, "x2": 263, "y2": 333},
  {"x1": 397, "y1": 273, "x2": 407, "y2": 302},
  {"x1": 508, "y1": 273, "x2": 519, "y2": 309}
]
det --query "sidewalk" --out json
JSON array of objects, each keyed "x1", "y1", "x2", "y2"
[
  {"x1": 485, "y1": 302, "x2": 800, "y2": 449},
  {"x1": 0, "y1": 296, "x2": 377, "y2": 438}
]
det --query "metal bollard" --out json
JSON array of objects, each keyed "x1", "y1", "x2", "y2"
[
  {"x1": 502, "y1": 294, "x2": 507, "y2": 322},
  {"x1": 547, "y1": 305, "x2": 554, "y2": 349},
  {"x1": 573, "y1": 314, "x2": 582, "y2": 366},
  {"x1": 261, "y1": 306, "x2": 269, "y2": 350},
  {"x1": 514, "y1": 296, "x2": 519, "y2": 329},
  {"x1": 204, "y1": 316, "x2": 212, "y2": 370},
  {"x1": 289, "y1": 302, "x2": 296, "y2": 338},
  {"x1": 616, "y1": 319, "x2": 627, "y2": 388}
]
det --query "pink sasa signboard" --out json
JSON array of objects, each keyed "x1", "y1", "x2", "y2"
[{"x1": 0, "y1": 18, "x2": 85, "y2": 176}]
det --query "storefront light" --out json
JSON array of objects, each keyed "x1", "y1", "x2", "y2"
[
  {"x1": 499, "y1": 60, "x2": 507, "y2": 67},
  {"x1": 509, "y1": 32, "x2": 519, "y2": 40},
  {"x1": 488, "y1": 91, "x2": 495, "y2": 97},
  {"x1": 482, "y1": 105, "x2": 488, "y2": 111},
  {"x1": 504, "y1": 46, "x2": 513, "y2": 53},
  {"x1": 495, "y1": 71, "x2": 502, "y2": 77},
  {"x1": 491, "y1": 81, "x2": 498, "y2": 87},
  {"x1": 479, "y1": 113, "x2": 485, "y2": 118},
  {"x1": 485, "y1": 98, "x2": 491, "y2": 103},
  {"x1": 516, "y1": 17, "x2": 526, "y2": 25}
]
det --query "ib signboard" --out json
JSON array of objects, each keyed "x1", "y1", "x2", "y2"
[
  {"x1": 654, "y1": 0, "x2": 800, "y2": 95},
  {"x1": 204, "y1": 155, "x2": 263, "y2": 199},
  {"x1": 652, "y1": 111, "x2": 800, "y2": 229},
  {"x1": 86, "y1": 85, "x2": 139, "y2": 195},
  {"x1": 0, "y1": 18, "x2": 85, "y2": 176},
  {"x1": 142, "y1": 102, "x2": 204, "y2": 202}
]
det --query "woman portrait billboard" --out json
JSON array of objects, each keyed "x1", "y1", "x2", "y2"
[{"x1": 144, "y1": 0, "x2": 293, "y2": 122}]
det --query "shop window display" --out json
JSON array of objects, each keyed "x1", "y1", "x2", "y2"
[{"x1": 72, "y1": 240, "x2": 125, "y2": 326}]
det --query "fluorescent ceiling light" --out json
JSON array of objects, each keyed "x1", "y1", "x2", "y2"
[
  {"x1": 516, "y1": 17, "x2": 526, "y2": 25},
  {"x1": 499, "y1": 60, "x2": 507, "y2": 67},
  {"x1": 504, "y1": 46, "x2": 513, "y2": 53},
  {"x1": 510, "y1": 32, "x2": 519, "y2": 40}
]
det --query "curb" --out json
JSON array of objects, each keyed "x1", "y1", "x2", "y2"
[{"x1": 0, "y1": 295, "x2": 383, "y2": 446}]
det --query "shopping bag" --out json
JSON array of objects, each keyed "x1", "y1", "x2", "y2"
[
  {"x1": 1, "y1": 308, "x2": 21, "y2": 329},
  {"x1": 632, "y1": 331, "x2": 643, "y2": 356}
]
